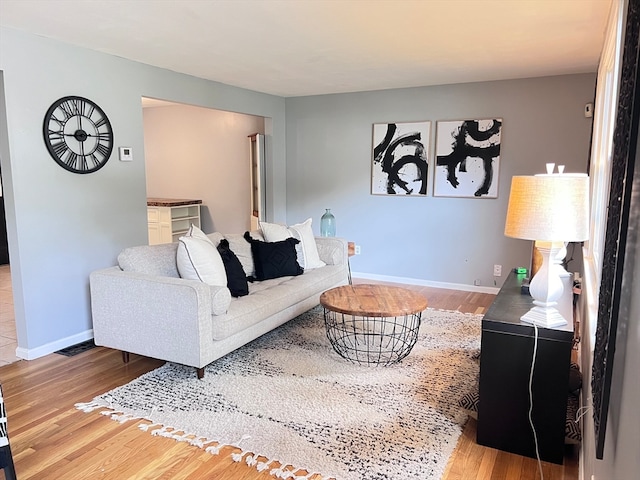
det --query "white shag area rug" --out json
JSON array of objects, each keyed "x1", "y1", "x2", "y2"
[{"x1": 77, "y1": 306, "x2": 481, "y2": 480}]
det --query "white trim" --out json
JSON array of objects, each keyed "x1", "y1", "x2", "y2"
[
  {"x1": 579, "y1": 2, "x2": 625, "y2": 479},
  {"x1": 587, "y1": 0, "x2": 625, "y2": 287},
  {"x1": 351, "y1": 271, "x2": 500, "y2": 294},
  {"x1": 16, "y1": 329, "x2": 94, "y2": 360}
]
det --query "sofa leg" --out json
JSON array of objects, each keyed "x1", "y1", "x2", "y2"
[
  {"x1": 122, "y1": 351, "x2": 130, "y2": 363},
  {"x1": 196, "y1": 367, "x2": 204, "y2": 379}
]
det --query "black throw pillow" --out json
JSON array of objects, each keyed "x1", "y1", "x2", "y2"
[
  {"x1": 217, "y1": 238, "x2": 249, "y2": 297},
  {"x1": 243, "y1": 232, "x2": 303, "y2": 281}
]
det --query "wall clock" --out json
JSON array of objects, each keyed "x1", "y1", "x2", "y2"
[{"x1": 42, "y1": 96, "x2": 114, "y2": 174}]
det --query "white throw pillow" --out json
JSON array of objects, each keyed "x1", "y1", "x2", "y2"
[
  {"x1": 176, "y1": 235, "x2": 227, "y2": 286},
  {"x1": 186, "y1": 224, "x2": 223, "y2": 248},
  {"x1": 289, "y1": 218, "x2": 326, "y2": 269},
  {"x1": 260, "y1": 219, "x2": 325, "y2": 270},
  {"x1": 187, "y1": 224, "x2": 213, "y2": 244},
  {"x1": 259, "y1": 221, "x2": 291, "y2": 242}
]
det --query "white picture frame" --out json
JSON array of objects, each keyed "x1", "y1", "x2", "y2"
[
  {"x1": 371, "y1": 121, "x2": 430, "y2": 196},
  {"x1": 434, "y1": 119, "x2": 502, "y2": 198}
]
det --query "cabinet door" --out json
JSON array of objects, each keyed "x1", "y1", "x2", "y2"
[
  {"x1": 148, "y1": 223, "x2": 161, "y2": 245},
  {"x1": 148, "y1": 206, "x2": 173, "y2": 244},
  {"x1": 477, "y1": 327, "x2": 571, "y2": 464}
]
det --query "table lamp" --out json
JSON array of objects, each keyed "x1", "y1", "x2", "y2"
[{"x1": 504, "y1": 172, "x2": 589, "y2": 327}]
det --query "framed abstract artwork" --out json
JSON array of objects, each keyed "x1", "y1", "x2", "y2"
[
  {"x1": 434, "y1": 119, "x2": 503, "y2": 198},
  {"x1": 371, "y1": 121, "x2": 430, "y2": 195}
]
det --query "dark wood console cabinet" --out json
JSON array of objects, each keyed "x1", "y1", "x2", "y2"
[{"x1": 477, "y1": 270, "x2": 573, "y2": 464}]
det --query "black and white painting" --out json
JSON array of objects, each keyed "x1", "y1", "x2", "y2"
[
  {"x1": 434, "y1": 119, "x2": 502, "y2": 198},
  {"x1": 371, "y1": 121, "x2": 430, "y2": 195}
]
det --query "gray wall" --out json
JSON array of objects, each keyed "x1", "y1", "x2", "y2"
[
  {"x1": 0, "y1": 27, "x2": 286, "y2": 357},
  {"x1": 285, "y1": 74, "x2": 595, "y2": 289}
]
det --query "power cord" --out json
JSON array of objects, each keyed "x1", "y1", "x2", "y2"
[{"x1": 528, "y1": 323, "x2": 544, "y2": 480}]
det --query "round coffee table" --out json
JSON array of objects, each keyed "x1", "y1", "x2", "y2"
[{"x1": 319, "y1": 284, "x2": 428, "y2": 366}]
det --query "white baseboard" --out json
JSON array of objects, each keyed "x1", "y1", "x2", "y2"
[
  {"x1": 351, "y1": 271, "x2": 500, "y2": 295},
  {"x1": 16, "y1": 329, "x2": 94, "y2": 360}
]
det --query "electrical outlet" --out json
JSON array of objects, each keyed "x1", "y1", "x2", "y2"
[
  {"x1": 493, "y1": 264, "x2": 502, "y2": 276},
  {"x1": 354, "y1": 245, "x2": 361, "y2": 255},
  {"x1": 474, "y1": 279, "x2": 481, "y2": 286}
]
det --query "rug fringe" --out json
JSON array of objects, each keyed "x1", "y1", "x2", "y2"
[
  {"x1": 231, "y1": 450, "x2": 248, "y2": 463},
  {"x1": 109, "y1": 412, "x2": 135, "y2": 423},
  {"x1": 188, "y1": 436, "x2": 212, "y2": 448},
  {"x1": 269, "y1": 464, "x2": 319, "y2": 479},
  {"x1": 150, "y1": 425, "x2": 192, "y2": 442},
  {"x1": 205, "y1": 444, "x2": 222, "y2": 455},
  {"x1": 74, "y1": 401, "x2": 102, "y2": 412},
  {"x1": 256, "y1": 459, "x2": 274, "y2": 471},
  {"x1": 75, "y1": 402, "x2": 137, "y2": 424},
  {"x1": 77, "y1": 403, "x2": 333, "y2": 480},
  {"x1": 270, "y1": 465, "x2": 292, "y2": 478},
  {"x1": 139, "y1": 422, "x2": 161, "y2": 432},
  {"x1": 232, "y1": 451, "x2": 323, "y2": 480}
]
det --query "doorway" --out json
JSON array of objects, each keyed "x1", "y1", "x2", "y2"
[
  {"x1": 141, "y1": 97, "x2": 266, "y2": 235},
  {"x1": 0, "y1": 106, "x2": 18, "y2": 365},
  {"x1": 0, "y1": 171, "x2": 8, "y2": 265}
]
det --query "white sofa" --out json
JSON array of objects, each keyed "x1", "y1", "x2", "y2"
[{"x1": 90, "y1": 233, "x2": 349, "y2": 378}]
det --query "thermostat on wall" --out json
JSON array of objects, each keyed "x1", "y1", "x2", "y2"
[{"x1": 119, "y1": 146, "x2": 133, "y2": 161}]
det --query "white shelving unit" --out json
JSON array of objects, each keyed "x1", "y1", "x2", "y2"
[{"x1": 147, "y1": 199, "x2": 201, "y2": 245}]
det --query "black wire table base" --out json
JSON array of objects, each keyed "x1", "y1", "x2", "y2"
[{"x1": 323, "y1": 309, "x2": 422, "y2": 366}]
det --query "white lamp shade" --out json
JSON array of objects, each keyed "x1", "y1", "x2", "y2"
[{"x1": 504, "y1": 174, "x2": 590, "y2": 242}]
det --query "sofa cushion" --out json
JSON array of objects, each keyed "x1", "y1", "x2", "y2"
[
  {"x1": 260, "y1": 218, "x2": 326, "y2": 270},
  {"x1": 207, "y1": 232, "x2": 225, "y2": 246},
  {"x1": 210, "y1": 285, "x2": 232, "y2": 316},
  {"x1": 118, "y1": 243, "x2": 180, "y2": 278},
  {"x1": 244, "y1": 232, "x2": 303, "y2": 281},
  {"x1": 224, "y1": 231, "x2": 263, "y2": 278},
  {"x1": 176, "y1": 235, "x2": 227, "y2": 287},
  {"x1": 217, "y1": 239, "x2": 249, "y2": 297},
  {"x1": 210, "y1": 264, "x2": 347, "y2": 340}
]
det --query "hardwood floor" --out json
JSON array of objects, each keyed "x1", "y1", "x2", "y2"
[
  {"x1": 0, "y1": 265, "x2": 19, "y2": 366},
  {"x1": 0, "y1": 280, "x2": 578, "y2": 480}
]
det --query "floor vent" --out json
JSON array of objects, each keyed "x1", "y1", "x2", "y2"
[{"x1": 55, "y1": 340, "x2": 96, "y2": 357}]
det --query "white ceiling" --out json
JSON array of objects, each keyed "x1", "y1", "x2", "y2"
[{"x1": 0, "y1": 0, "x2": 612, "y2": 97}]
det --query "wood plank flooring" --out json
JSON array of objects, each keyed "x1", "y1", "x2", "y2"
[{"x1": 0, "y1": 280, "x2": 578, "y2": 480}]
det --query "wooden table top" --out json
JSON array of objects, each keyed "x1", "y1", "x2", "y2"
[
  {"x1": 147, "y1": 198, "x2": 202, "y2": 207},
  {"x1": 320, "y1": 284, "x2": 428, "y2": 317}
]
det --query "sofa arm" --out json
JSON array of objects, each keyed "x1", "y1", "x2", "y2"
[
  {"x1": 315, "y1": 237, "x2": 348, "y2": 266},
  {"x1": 89, "y1": 267, "x2": 229, "y2": 368}
]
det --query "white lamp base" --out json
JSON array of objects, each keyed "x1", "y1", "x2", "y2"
[
  {"x1": 521, "y1": 241, "x2": 568, "y2": 328},
  {"x1": 521, "y1": 306, "x2": 568, "y2": 328}
]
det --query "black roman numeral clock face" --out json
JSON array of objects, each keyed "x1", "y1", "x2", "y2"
[{"x1": 43, "y1": 96, "x2": 114, "y2": 174}]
